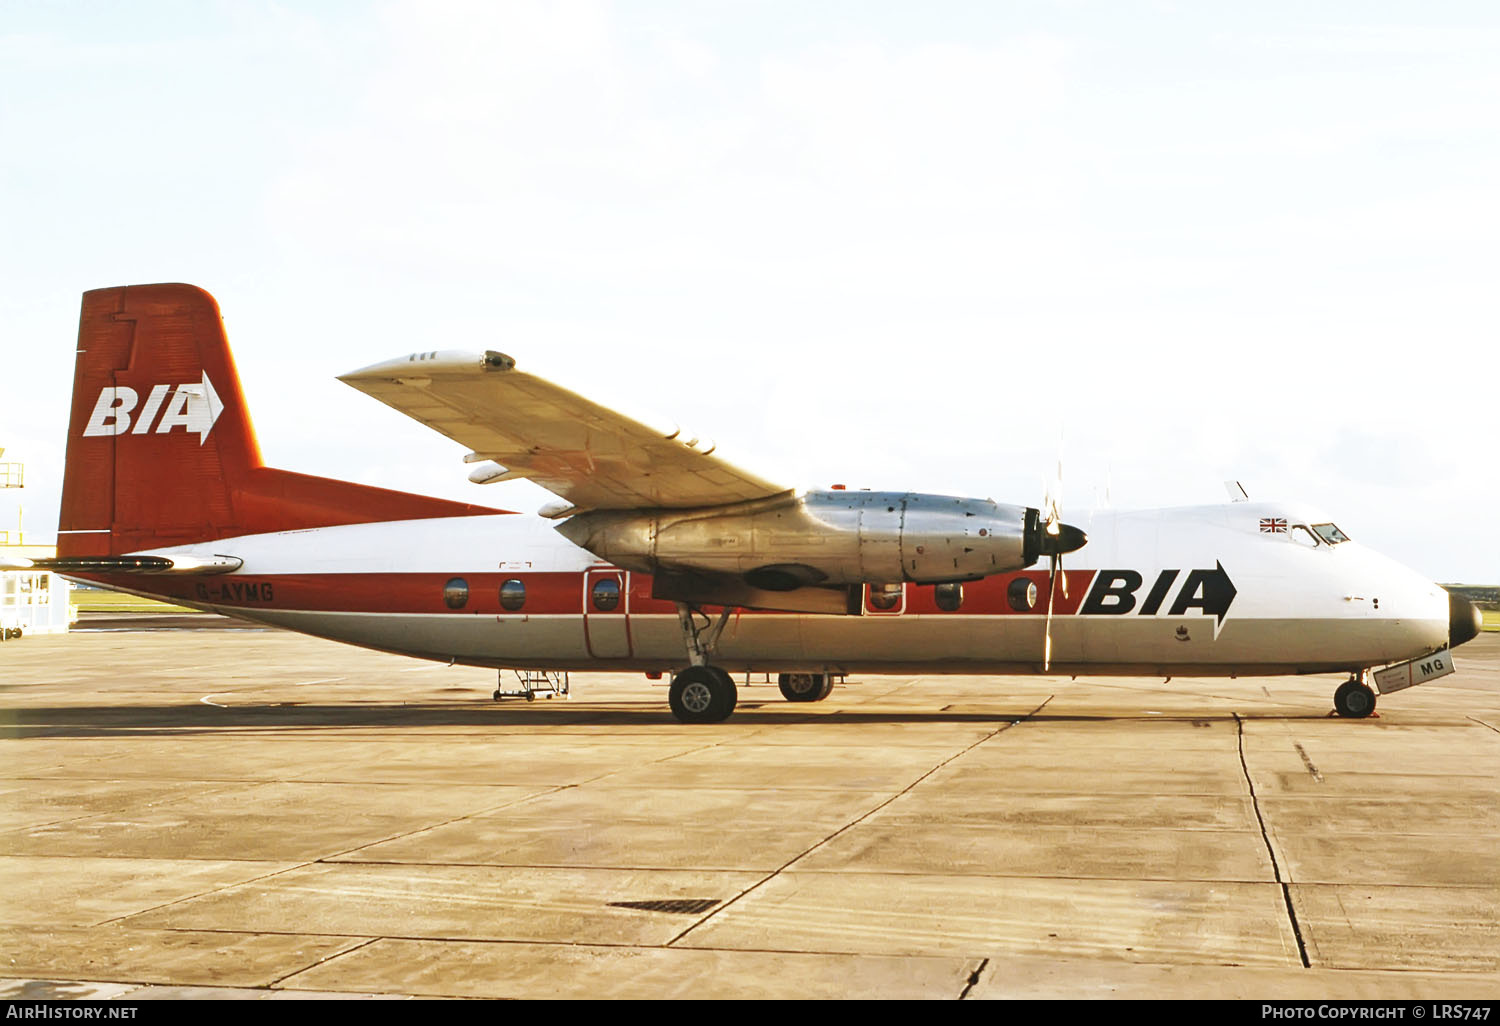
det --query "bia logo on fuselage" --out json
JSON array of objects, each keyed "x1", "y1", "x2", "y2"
[
  {"x1": 1079, "y1": 563, "x2": 1237, "y2": 637},
  {"x1": 82, "y1": 374, "x2": 224, "y2": 444}
]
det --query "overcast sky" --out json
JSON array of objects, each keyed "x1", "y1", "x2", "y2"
[{"x1": 3, "y1": 1, "x2": 1496, "y2": 582}]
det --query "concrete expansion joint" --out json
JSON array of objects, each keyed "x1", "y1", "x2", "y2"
[
  {"x1": 315, "y1": 782, "x2": 583, "y2": 865},
  {"x1": 663, "y1": 695, "x2": 1057, "y2": 950},
  {"x1": 1233, "y1": 711, "x2": 1311, "y2": 970},
  {"x1": 266, "y1": 935, "x2": 382, "y2": 990},
  {"x1": 91, "y1": 860, "x2": 316, "y2": 930},
  {"x1": 958, "y1": 957, "x2": 989, "y2": 999}
]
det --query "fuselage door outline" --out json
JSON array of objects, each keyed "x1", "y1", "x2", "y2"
[{"x1": 583, "y1": 567, "x2": 633, "y2": 659}]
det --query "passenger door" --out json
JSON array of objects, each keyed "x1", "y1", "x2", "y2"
[{"x1": 583, "y1": 568, "x2": 633, "y2": 658}]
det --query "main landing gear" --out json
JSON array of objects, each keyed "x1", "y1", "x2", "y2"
[
  {"x1": 666, "y1": 603, "x2": 838, "y2": 723},
  {"x1": 669, "y1": 602, "x2": 738, "y2": 724},
  {"x1": 778, "y1": 672, "x2": 834, "y2": 702},
  {"x1": 669, "y1": 665, "x2": 738, "y2": 723},
  {"x1": 1333, "y1": 673, "x2": 1377, "y2": 719}
]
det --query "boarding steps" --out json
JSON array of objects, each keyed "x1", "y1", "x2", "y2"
[{"x1": 493, "y1": 669, "x2": 570, "y2": 702}]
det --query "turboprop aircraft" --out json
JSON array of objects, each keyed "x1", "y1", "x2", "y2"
[{"x1": 17, "y1": 283, "x2": 1483, "y2": 723}]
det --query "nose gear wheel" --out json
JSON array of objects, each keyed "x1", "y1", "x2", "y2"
[{"x1": 1333, "y1": 676, "x2": 1377, "y2": 719}]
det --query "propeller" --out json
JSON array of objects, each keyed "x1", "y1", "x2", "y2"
[{"x1": 1037, "y1": 459, "x2": 1088, "y2": 672}]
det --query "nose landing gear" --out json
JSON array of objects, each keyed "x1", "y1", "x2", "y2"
[{"x1": 1333, "y1": 674, "x2": 1377, "y2": 719}]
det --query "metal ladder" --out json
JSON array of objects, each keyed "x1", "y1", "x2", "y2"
[{"x1": 493, "y1": 669, "x2": 570, "y2": 702}]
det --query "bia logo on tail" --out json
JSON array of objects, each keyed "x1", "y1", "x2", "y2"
[{"x1": 82, "y1": 374, "x2": 224, "y2": 444}]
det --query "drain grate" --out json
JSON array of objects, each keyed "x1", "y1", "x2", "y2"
[{"x1": 608, "y1": 898, "x2": 720, "y2": 915}]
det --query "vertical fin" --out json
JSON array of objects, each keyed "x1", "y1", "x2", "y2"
[{"x1": 59, "y1": 283, "x2": 508, "y2": 557}]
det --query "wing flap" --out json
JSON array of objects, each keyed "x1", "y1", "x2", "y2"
[{"x1": 339, "y1": 351, "x2": 789, "y2": 511}]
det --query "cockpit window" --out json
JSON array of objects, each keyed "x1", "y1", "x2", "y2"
[
  {"x1": 1311, "y1": 523, "x2": 1350, "y2": 545},
  {"x1": 1290, "y1": 525, "x2": 1320, "y2": 548}
]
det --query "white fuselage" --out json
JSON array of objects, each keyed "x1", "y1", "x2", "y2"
[{"x1": 102, "y1": 500, "x2": 1451, "y2": 678}]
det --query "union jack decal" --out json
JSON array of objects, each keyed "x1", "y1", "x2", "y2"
[{"x1": 1260, "y1": 517, "x2": 1287, "y2": 534}]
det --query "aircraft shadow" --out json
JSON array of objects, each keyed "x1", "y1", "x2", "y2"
[{"x1": 1, "y1": 702, "x2": 1333, "y2": 738}]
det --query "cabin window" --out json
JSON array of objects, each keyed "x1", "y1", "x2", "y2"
[
  {"x1": 499, "y1": 579, "x2": 527, "y2": 611},
  {"x1": 1290, "y1": 525, "x2": 1320, "y2": 548},
  {"x1": 591, "y1": 577, "x2": 621, "y2": 612},
  {"x1": 1311, "y1": 523, "x2": 1350, "y2": 545},
  {"x1": 869, "y1": 583, "x2": 903, "y2": 611},
  {"x1": 934, "y1": 582, "x2": 964, "y2": 612},
  {"x1": 443, "y1": 577, "x2": 469, "y2": 609}
]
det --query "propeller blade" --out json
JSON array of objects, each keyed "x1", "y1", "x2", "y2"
[
  {"x1": 1044, "y1": 553, "x2": 1058, "y2": 672},
  {"x1": 1038, "y1": 447, "x2": 1077, "y2": 674}
]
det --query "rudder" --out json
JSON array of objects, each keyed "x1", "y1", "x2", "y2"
[{"x1": 60, "y1": 283, "x2": 504, "y2": 556}]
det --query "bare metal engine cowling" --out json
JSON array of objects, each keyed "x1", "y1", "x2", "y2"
[{"x1": 555, "y1": 490, "x2": 1042, "y2": 589}]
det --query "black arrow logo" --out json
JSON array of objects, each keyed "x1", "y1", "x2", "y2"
[{"x1": 1169, "y1": 561, "x2": 1237, "y2": 630}]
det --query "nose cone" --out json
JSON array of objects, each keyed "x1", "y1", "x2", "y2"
[
  {"x1": 1043, "y1": 522, "x2": 1088, "y2": 556},
  {"x1": 1450, "y1": 593, "x2": 1483, "y2": 648}
]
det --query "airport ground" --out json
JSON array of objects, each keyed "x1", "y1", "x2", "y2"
[{"x1": 1, "y1": 614, "x2": 1497, "y2": 1000}]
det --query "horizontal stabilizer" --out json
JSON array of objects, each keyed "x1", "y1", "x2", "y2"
[{"x1": 26, "y1": 554, "x2": 243, "y2": 575}]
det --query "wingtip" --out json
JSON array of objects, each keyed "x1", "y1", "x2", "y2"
[{"x1": 339, "y1": 350, "x2": 505, "y2": 383}]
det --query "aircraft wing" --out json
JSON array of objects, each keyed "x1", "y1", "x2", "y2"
[{"x1": 339, "y1": 350, "x2": 790, "y2": 512}]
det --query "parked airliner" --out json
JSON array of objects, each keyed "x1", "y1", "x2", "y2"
[{"x1": 13, "y1": 284, "x2": 1481, "y2": 722}]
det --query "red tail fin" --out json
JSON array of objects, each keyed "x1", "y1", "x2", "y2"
[{"x1": 59, "y1": 284, "x2": 506, "y2": 556}]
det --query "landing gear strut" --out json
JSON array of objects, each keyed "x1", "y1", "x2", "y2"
[
  {"x1": 669, "y1": 602, "x2": 738, "y2": 724},
  {"x1": 1333, "y1": 673, "x2": 1377, "y2": 719}
]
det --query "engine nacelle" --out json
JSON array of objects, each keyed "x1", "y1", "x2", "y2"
[{"x1": 555, "y1": 490, "x2": 1048, "y2": 589}]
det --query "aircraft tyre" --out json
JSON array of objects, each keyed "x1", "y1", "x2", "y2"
[
  {"x1": 1333, "y1": 678, "x2": 1377, "y2": 719},
  {"x1": 720, "y1": 666, "x2": 738, "y2": 716},
  {"x1": 778, "y1": 672, "x2": 833, "y2": 702},
  {"x1": 670, "y1": 665, "x2": 737, "y2": 723}
]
